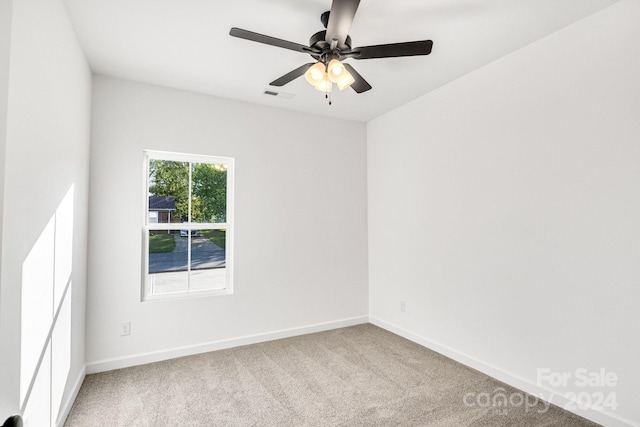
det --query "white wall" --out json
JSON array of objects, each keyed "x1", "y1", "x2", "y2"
[
  {"x1": 0, "y1": 0, "x2": 91, "y2": 424},
  {"x1": 0, "y1": 0, "x2": 11, "y2": 319},
  {"x1": 368, "y1": 1, "x2": 639, "y2": 426},
  {"x1": 86, "y1": 76, "x2": 368, "y2": 369}
]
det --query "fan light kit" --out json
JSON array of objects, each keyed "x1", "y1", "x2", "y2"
[
  {"x1": 305, "y1": 59, "x2": 355, "y2": 92},
  {"x1": 230, "y1": 0, "x2": 433, "y2": 104}
]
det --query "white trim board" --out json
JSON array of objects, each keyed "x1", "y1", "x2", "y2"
[
  {"x1": 370, "y1": 317, "x2": 639, "y2": 427},
  {"x1": 86, "y1": 315, "x2": 368, "y2": 374},
  {"x1": 56, "y1": 365, "x2": 85, "y2": 427}
]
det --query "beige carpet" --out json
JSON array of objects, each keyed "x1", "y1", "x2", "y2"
[{"x1": 65, "y1": 324, "x2": 599, "y2": 426}]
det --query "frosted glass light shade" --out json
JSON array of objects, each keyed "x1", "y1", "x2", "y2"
[
  {"x1": 336, "y1": 70, "x2": 355, "y2": 90},
  {"x1": 304, "y1": 62, "x2": 326, "y2": 86},
  {"x1": 315, "y1": 78, "x2": 332, "y2": 92},
  {"x1": 327, "y1": 59, "x2": 346, "y2": 83}
]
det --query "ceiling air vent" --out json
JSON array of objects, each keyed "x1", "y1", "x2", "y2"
[{"x1": 263, "y1": 89, "x2": 295, "y2": 100}]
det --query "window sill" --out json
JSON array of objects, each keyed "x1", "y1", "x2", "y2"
[{"x1": 142, "y1": 287, "x2": 233, "y2": 302}]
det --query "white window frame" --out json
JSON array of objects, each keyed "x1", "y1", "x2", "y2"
[{"x1": 142, "y1": 150, "x2": 234, "y2": 301}]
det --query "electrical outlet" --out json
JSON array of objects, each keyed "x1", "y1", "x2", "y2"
[
  {"x1": 400, "y1": 301, "x2": 406, "y2": 313},
  {"x1": 120, "y1": 321, "x2": 131, "y2": 336}
]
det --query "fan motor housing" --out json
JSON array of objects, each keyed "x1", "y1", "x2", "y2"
[{"x1": 309, "y1": 31, "x2": 352, "y2": 55}]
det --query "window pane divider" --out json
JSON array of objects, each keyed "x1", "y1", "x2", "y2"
[{"x1": 145, "y1": 223, "x2": 229, "y2": 230}]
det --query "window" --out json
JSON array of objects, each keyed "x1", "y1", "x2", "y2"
[
  {"x1": 143, "y1": 150, "x2": 234, "y2": 300},
  {"x1": 148, "y1": 211, "x2": 158, "y2": 224}
]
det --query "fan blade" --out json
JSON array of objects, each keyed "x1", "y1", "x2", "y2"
[
  {"x1": 352, "y1": 40, "x2": 433, "y2": 59},
  {"x1": 325, "y1": 0, "x2": 360, "y2": 50},
  {"x1": 230, "y1": 27, "x2": 311, "y2": 54},
  {"x1": 343, "y1": 63, "x2": 371, "y2": 93},
  {"x1": 270, "y1": 63, "x2": 315, "y2": 86}
]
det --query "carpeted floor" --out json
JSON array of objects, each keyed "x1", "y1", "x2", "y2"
[{"x1": 65, "y1": 324, "x2": 599, "y2": 426}]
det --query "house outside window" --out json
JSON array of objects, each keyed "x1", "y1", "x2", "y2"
[
  {"x1": 143, "y1": 150, "x2": 234, "y2": 300},
  {"x1": 148, "y1": 196, "x2": 176, "y2": 224}
]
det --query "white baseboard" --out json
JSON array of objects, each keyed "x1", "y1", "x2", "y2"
[
  {"x1": 56, "y1": 365, "x2": 86, "y2": 427},
  {"x1": 369, "y1": 317, "x2": 638, "y2": 427},
  {"x1": 86, "y1": 315, "x2": 368, "y2": 374}
]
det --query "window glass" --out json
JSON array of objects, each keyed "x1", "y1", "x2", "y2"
[
  {"x1": 190, "y1": 162, "x2": 227, "y2": 224},
  {"x1": 148, "y1": 230, "x2": 188, "y2": 295},
  {"x1": 190, "y1": 229, "x2": 226, "y2": 291}
]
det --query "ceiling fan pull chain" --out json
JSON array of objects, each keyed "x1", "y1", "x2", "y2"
[{"x1": 324, "y1": 90, "x2": 332, "y2": 105}]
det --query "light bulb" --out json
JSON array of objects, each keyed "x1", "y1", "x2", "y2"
[
  {"x1": 304, "y1": 62, "x2": 327, "y2": 86},
  {"x1": 336, "y1": 69, "x2": 355, "y2": 90},
  {"x1": 315, "y1": 78, "x2": 332, "y2": 93},
  {"x1": 327, "y1": 59, "x2": 346, "y2": 83}
]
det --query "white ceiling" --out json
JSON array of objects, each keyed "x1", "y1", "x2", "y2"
[{"x1": 63, "y1": 0, "x2": 620, "y2": 122}]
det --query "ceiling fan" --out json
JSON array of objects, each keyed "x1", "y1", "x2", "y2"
[{"x1": 229, "y1": 0, "x2": 433, "y2": 96}]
